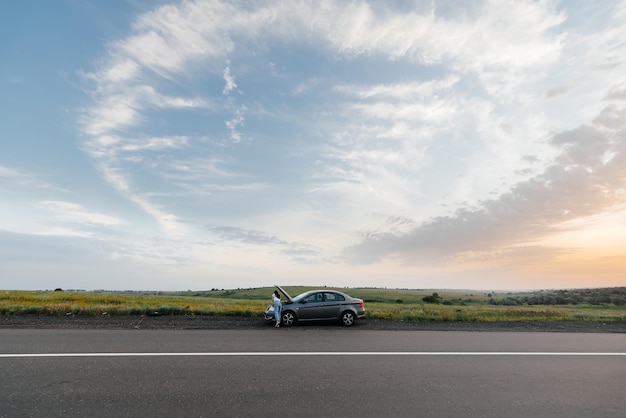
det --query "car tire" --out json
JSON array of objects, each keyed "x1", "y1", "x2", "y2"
[
  {"x1": 281, "y1": 311, "x2": 296, "y2": 327},
  {"x1": 340, "y1": 310, "x2": 356, "y2": 326}
]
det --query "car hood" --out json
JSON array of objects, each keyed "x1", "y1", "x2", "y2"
[{"x1": 274, "y1": 285, "x2": 293, "y2": 302}]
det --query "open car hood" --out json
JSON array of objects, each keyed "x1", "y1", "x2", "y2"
[{"x1": 274, "y1": 285, "x2": 293, "y2": 302}]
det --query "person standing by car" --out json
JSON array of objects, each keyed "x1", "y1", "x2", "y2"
[{"x1": 272, "y1": 290, "x2": 282, "y2": 327}]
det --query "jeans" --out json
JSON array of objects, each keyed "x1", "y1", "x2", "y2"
[{"x1": 273, "y1": 301, "x2": 281, "y2": 321}]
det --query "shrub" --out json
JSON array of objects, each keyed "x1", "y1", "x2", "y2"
[{"x1": 423, "y1": 295, "x2": 441, "y2": 304}]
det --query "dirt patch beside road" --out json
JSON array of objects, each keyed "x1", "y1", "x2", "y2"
[{"x1": 1, "y1": 314, "x2": 625, "y2": 332}]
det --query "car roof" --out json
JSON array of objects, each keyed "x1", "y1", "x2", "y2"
[{"x1": 296, "y1": 289, "x2": 352, "y2": 299}]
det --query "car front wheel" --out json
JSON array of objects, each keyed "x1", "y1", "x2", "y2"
[
  {"x1": 281, "y1": 311, "x2": 296, "y2": 327},
  {"x1": 340, "y1": 311, "x2": 355, "y2": 326}
]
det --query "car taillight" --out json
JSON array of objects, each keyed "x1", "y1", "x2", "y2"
[{"x1": 359, "y1": 300, "x2": 364, "y2": 308}]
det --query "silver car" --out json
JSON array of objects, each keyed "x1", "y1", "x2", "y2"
[{"x1": 265, "y1": 286, "x2": 365, "y2": 327}]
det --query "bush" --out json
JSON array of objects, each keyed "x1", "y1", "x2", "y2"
[{"x1": 423, "y1": 295, "x2": 441, "y2": 304}]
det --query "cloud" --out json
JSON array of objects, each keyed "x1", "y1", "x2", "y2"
[
  {"x1": 0, "y1": 165, "x2": 68, "y2": 193},
  {"x1": 207, "y1": 225, "x2": 322, "y2": 262},
  {"x1": 225, "y1": 105, "x2": 247, "y2": 142},
  {"x1": 139, "y1": 85, "x2": 212, "y2": 109},
  {"x1": 209, "y1": 225, "x2": 284, "y2": 246},
  {"x1": 343, "y1": 90, "x2": 626, "y2": 265},
  {"x1": 118, "y1": 136, "x2": 190, "y2": 152},
  {"x1": 337, "y1": 76, "x2": 460, "y2": 101},
  {"x1": 546, "y1": 85, "x2": 573, "y2": 99},
  {"x1": 39, "y1": 200, "x2": 124, "y2": 227},
  {"x1": 222, "y1": 65, "x2": 237, "y2": 95},
  {"x1": 292, "y1": 78, "x2": 320, "y2": 96},
  {"x1": 118, "y1": 0, "x2": 238, "y2": 74},
  {"x1": 81, "y1": 94, "x2": 141, "y2": 137},
  {"x1": 303, "y1": 0, "x2": 565, "y2": 97},
  {"x1": 604, "y1": 81, "x2": 626, "y2": 101}
]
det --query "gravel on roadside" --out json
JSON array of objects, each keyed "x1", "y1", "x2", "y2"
[{"x1": 1, "y1": 314, "x2": 625, "y2": 333}]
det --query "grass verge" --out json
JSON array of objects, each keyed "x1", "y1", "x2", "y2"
[{"x1": 1, "y1": 288, "x2": 624, "y2": 323}]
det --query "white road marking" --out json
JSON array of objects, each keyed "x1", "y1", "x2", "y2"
[{"x1": 1, "y1": 352, "x2": 625, "y2": 358}]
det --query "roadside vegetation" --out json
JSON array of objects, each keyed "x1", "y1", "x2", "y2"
[{"x1": 1, "y1": 287, "x2": 624, "y2": 323}]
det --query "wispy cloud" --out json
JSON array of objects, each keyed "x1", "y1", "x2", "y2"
[
  {"x1": 225, "y1": 105, "x2": 247, "y2": 143},
  {"x1": 337, "y1": 76, "x2": 460, "y2": 101},
  {"x1": 40, "y1": 200, "x2": 124, "y2": 227},
  {"x1": 118, "y1": 136, "x2": 190, "y2": 152},
  {"x1": 0, "y1": 165, "x2": 68, "y2": 193},
  {"x1": 222, "y1": 64, "x2": 237, "y2": 95},
  {"x1": 208, "y1": 225, "x2": 322, "y2": 262}
]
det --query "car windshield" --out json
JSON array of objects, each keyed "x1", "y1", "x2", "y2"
[{"x1": 292, "y1": 291, "x2": 313, "y2": 302}]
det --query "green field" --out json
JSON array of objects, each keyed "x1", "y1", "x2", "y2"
[{"x1": 1, "y1": 287, "x2": 625, "y2": 323}]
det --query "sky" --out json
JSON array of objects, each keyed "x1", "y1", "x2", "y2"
[{"x1": 1, "y1": 0, "x2": 625, "y2": 291}]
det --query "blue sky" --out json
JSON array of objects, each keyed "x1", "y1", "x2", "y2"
[{"x1": 1, "y1": 0, "x2": 626, "y2": 291}]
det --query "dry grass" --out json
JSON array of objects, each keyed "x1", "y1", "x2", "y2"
[
  {"x1": 0, "y1": 291, "x2": 266, "y2": 317},
  {"x1": 1, "y1": 289, "x2": 624, "y2": 322},
  {"x1": 365, "y1": 303, "x2": 624, "y2": 322}
]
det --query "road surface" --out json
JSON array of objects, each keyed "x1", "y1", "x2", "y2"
[{"x1": 1, "y1": 329, "x2": 624, "y2": 417}]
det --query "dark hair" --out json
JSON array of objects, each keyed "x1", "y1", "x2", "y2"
[{"x1": 273, "y1": 290, "x2": 280, "y2": 298}]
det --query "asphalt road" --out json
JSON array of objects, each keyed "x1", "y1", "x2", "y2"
[{"x1": 1, "y1": 329, "x2": 624, "y2": 417}]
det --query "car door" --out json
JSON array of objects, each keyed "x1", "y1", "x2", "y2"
[
  {"x1": 318, "y1": 292, "x2": 345, "y2": 319},
  {"x1": 297, "y1": 292, "x2": 324, "y2": 320}
]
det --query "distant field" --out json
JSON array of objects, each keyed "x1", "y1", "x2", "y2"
[{"x1": 1, "y1": 287, "x2": 625, "y2": 323}]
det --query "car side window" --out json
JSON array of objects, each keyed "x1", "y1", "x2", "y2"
[
  {"x1": 324, "y1": 292, "x2": 345, "y2": 302},
  {"x1": 304, "y1": 293, "x2": 321, "y2": 303}
]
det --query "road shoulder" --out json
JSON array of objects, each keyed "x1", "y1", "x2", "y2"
[{"x1": 1, "y1": 314, "x2": 625, "y2": 333}]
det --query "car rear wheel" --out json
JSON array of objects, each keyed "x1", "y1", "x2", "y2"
[
  {"x1": 281, "y1": 311, "x2": 296, "y2": 327},
  {"x1": 340, "y1": 310, "x2": 355, "y2": 326}
]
